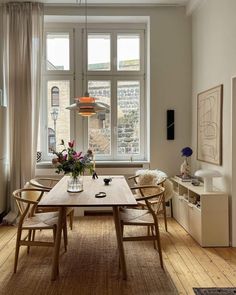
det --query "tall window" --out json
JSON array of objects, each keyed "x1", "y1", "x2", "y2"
[{"x1": 41, "y1": 25, "x2": 146, "y2": 161}]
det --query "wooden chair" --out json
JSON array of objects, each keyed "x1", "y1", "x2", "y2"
[
  {"x1": 120, "y1": 185, "x2": 165, "y2": 268},
  {"x1": 128, "y1": 174, "x2": 168, "y2": 231},
  {"x1": 13, "y1": 188, "x2": 68, "y2": 273},
  {"x1": 29, "y1": 177, "x2": 59, "y2": 190},
  {"x1": 29, "y1": 178, "x2": 74, "y2": 230}
]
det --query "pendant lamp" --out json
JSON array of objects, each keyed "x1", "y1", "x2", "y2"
[{"x1": 66, "y1": 0, "x2": 109, "y2": 116}]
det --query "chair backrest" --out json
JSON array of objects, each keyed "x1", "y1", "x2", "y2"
[
  {"x1": 136, "y1": 169, "x2": 167, "y2": 185},
  {"x1": 13, "y1": 188, "x2": 48, "y2": 219},
  {"x1": 129, "y1": 172, "x2": 166, "y2": 197},
  {"x1": 128, "y1": 170, "x2": 176, "y2": 202},
  {"x1": 29, "y1": 177, "x2": 59, "y2": 190},
  {"x1": 131, "y1": 185, "x2": 165, "y2": 216},
  {"x1": 128, "y1": 175, "x2": 139, "y2": 184}
]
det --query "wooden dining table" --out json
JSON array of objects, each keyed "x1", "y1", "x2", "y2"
[{"x1": 39, "y1": 175, "x2": 137, "y2": 281}]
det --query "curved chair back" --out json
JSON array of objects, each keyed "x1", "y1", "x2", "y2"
[
  {"x1": 131, "y1": 185, "x2": 165, "y2": 217},
  {"x1": 29, "y1": 177, "x2": 59, "y2": 190},
  {"x1": 13, "y1": 188, "x2": 48, "y2": 218},
  {"x1": 129, "y1": 173, "x2": 167, "y2": 187}
]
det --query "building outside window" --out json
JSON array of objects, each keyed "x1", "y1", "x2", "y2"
[
  {"x1": 40, "y1": 24, "x2": 146, "y2": 161},
  {"x1": 51, "y1": 86, "x2": 60, "y2": 107}
]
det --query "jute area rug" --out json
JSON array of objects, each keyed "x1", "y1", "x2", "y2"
[
  {"x1": 193, "y1": 288, "x2": 236, "y2": 295},
  {"x1": 1, "y1": 216, "x2": 177, "y2": 295}
]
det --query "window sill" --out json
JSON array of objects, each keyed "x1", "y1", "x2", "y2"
[{"x1": 36, "y1": 160, "x2": 150, "y2": 169}]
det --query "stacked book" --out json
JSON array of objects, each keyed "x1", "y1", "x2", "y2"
[{"x1": 175, "y1": 175, "x2": 193, "y2": 182}]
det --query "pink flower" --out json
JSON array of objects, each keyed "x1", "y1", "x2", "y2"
[
  {"x1": 68, "y1": 140, "x2": 75, "y2": 148},
  {"x1": 72, "y1": 151, "x2": 82, "y2": 160}
]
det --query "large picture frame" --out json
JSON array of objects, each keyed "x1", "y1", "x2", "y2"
[{"x1": 197, "y1": 84, "x2": 223, "y2": 165}]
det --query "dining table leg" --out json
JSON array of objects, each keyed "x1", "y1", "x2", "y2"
[
  {"x1": 51, "y1": 206, "x2": 66, "y2": 281},
  {"x1": 113, "y1": 206, "x2": 127, "y2": 280}
]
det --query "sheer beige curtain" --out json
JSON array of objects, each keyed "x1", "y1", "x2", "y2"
[{"x1": 3, "y1": 2, "x2": 43, "y2": 221}]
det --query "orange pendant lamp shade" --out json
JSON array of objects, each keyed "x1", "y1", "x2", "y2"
[
  {"x1": 76, "y1": 92, "x2": 96, "y2": 117},
  {"x1": 78, "y1": 96, "x2": 95, "y2": 103}
]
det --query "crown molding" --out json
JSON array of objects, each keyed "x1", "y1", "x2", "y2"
[
  {"x1": 44, "y1": 3, "x2": 184, "y2": 7},
  {"x1": 186, "y1": 0, "x2": 204, "y2": 15}
]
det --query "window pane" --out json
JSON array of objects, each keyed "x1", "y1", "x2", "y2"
[
  {"x1": 117, "y1": 81, "x2": 140, "y2": 155},
  {"x1": 47, "y1": 81, "x2": 70, "y2": 154},
  {"x1": 88, "y1": 34, "x2": 110, "y2": 71},
  {"x1": 46, "y1": 33, "x2": 70, "y2": 71},
  {"x1": 88, "y1": 81, "x2": 111, "y2": 155},
  {"x1": 117, "y1": 34, "x2": 140, "y2": 71}
]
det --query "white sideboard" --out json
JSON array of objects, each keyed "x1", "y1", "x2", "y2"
[{"x1": 171, "y1": 177, "x2": 229, "y2": 247}]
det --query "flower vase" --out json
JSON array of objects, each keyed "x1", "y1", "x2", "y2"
[{"x1": 67, "y1": 175, "x2": 83, "y2": 193}]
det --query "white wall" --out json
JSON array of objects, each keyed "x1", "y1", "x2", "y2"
[
  {"x1": 44, "y1": 5, "x2": 192, "y2": 177},
  {"x1": 0, "y1": 4, "x2": 192, "y2": 210},
  {"x1": 191, "y1": 0, "x2": 236, "y2": 245},
  {"x1": 0, "y1": 7, "x2": 3, "y2": 95}
]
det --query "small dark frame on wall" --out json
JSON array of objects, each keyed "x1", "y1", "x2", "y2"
[
  {"x1": 167, "y1": 109, "x2": 175, "y2": 140},
  {"x1": 197, "y1": 84, "x2": 223, "y2": 165}
]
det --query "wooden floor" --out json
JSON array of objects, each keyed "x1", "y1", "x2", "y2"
[
  {"x1": 1, "y1": 217, "x2": 236, "y2": 295},
  {"x1": 161, "y1": 218, "x2": 236, "y2": 294}
]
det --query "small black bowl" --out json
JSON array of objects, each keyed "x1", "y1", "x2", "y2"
[
  {"x1": 191, "y1": 179, "x2": 200, "y2": 186},
  {"x1": 103, "y1": 178, "x2": 112, "y2": 185}
]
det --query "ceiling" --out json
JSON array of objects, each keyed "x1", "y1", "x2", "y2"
[
  {"x1": 0, "y1": 0, "x2": 189, "y2": 5},
  {"x1": 0, "y1": 0, "x2": 199, "y2": 15}
]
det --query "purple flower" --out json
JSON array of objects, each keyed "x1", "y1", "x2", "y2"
[
  {"x1": 181, "y1": 147, "x2": 193, "y2": 157},
  {"x1": 72, "y1": 151, "x2": 82, "y2": 160}
]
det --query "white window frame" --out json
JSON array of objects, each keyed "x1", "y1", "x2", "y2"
[
  {"x1": 41, "y1": 23, "x2": 147, "y2": 162},
  {"x1": 41, "y1": 75, "x2": 74, "y2": 161}
]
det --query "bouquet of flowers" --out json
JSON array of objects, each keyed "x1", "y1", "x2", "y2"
[{"x1": 52, "y1": 140, "x2": 94, "y2": 179}]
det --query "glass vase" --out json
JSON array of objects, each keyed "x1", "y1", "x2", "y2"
[
  {"x1": 67, "y1": 175, "x2": 83, "y2": 193},
  {"x1": 180, "y1": 158, "x2": 191, "y2": 178}
]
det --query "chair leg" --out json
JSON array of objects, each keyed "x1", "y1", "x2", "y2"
[
  {"x1": 121, "y1": 222, "x2": 124, "y2": 237},
  {"x1": 53, "y1": 226, "x2": 56, "y2": 242},
  {"x1": 154, "y1": 219, "x2": 163, "y2": 269},
  {"x1": 32, "y1": 230, "x2": 36, "y2": 242},
  {"x1": 162, "y1": 199, "x2": 168, "y2": 232},
  {"x1": 69, "y1": 209, "x2": 74, "y2": 230},
  {"x1": 118, "y1": 221, "x2": 124, "y2": 270},
  {"x1": 27, "y1": 230, "x2": 32, "y2": 254},
  {"x1": 151, "y1": 225, "x2": 157, "y2": 249},
  {"x1": 63, "y1": 221, "x2": 68, "y2": 252},
  {"x1": 147, "y1": 226, "x2": 151, "y2": 236},
  {"x1": 14, "y1": 228, "x2": 22, "y2": 273}
]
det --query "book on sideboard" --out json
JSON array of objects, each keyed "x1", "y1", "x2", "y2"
[{"x1": 175, "y1": 175, "x2": 194, "y2": 182}]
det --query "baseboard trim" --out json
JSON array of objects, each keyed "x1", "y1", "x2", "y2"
[{"x1": 0, "y1": 211, "x2": 7, "y2": 223}]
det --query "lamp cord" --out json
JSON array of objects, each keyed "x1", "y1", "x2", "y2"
[
  {"x1": 85, "y1": 0, "x2": 88, "y2": 96},
  {"x1": 76, "y1": 0, "x2": 89, "y2": 97}
]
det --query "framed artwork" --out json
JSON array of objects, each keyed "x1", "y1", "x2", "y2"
[{"x1": 197, "y1": 84, "x2": 223, "y2": 165}]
